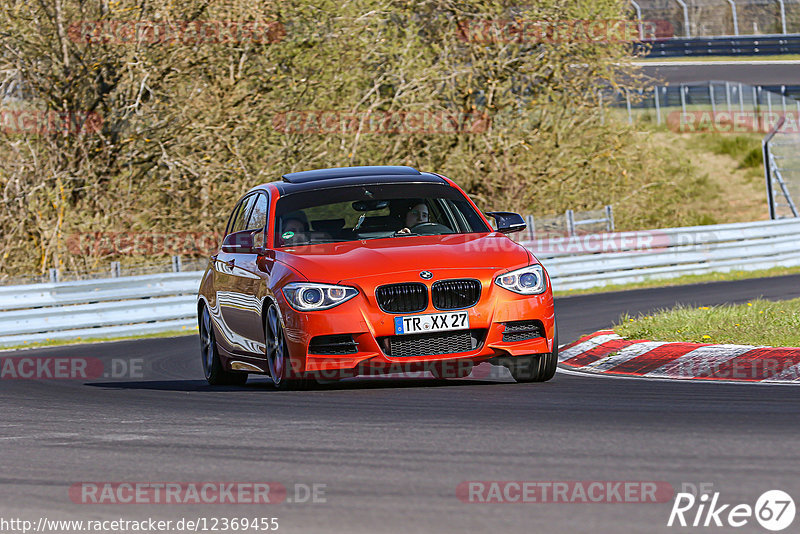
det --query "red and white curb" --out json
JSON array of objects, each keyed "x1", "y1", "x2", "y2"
[{"x1": 558, "y1": 330, "x2": 800, "y2": 383}]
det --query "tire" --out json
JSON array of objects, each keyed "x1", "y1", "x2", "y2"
[
  {"x1": 506, "y1": 324, "x2": 558, "y2": 383},
  {"x1": 265, "y1": 302, "x2": 310, "y2": 390},
  {"x1": 200, "y1": 305, "x2": 248, "y2": 386}
]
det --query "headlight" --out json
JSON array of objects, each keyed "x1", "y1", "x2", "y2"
[
  {"x1": 495, "y1": 264, "x2": 546, "y2": 295},
  {"x1": 282, "y1": 283, "x2": 358, "y2": 311}
]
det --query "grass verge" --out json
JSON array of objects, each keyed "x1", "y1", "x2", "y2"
[
  {"x1": 614, "y1": 297, "x2": 800, "y2": 346},
  {"x1": 0, "y1": 328, "x2": 198, "y2": 352}
]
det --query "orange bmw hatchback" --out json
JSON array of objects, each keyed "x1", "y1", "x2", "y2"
[{"x1": 197, "y1": 166, "x2": 556, "y2": 389}]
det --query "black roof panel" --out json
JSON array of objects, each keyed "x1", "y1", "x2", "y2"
[{"x1": 282, "y1": 165, "x2": 421, "y2": 184}]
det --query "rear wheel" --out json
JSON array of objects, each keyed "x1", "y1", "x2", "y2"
[{"x1": 200, "y1": 305, "x2": 248, "y2": 386}]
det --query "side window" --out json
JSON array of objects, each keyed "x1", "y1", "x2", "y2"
[
  {"x1": 225, "y1": 202, "x2": 244, "y2": 237},
  {"x1": 246, "y1": 194, "x2": 269, "y2": 231},
  {"x1": 229, "y1": 194, "x2": 257, "y2": 235}
]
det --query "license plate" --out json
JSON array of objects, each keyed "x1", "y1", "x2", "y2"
[{"x1": 394, "y1": 311, "x2": 469, "y2": 335}]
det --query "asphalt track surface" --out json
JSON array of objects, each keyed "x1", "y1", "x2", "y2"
[
  {"x1": 2, "y1": 275, "x2": 800, "y2": 533},
  {"x1": 636, "y1": 60, "x2": 800, "y2": 85}
]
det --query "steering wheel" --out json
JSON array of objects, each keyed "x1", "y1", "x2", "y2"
[{"x1": 408, "y1": 222, "x2": 452, "y2": 235}]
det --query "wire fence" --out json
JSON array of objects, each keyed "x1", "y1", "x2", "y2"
[
  {"x1": 520, "y1": 207, "x2": 615, "y2": 240},
  {"x1": 606, "y1": 81, "x2": 800, "y2": 220},
  {"x1": 764, "y1": 116, "x2": 800, "y2": 218},
  {"x1": 609, "y1": 81, "x2": 800, "y2": 125},
  {"x1": 632, "y1": 0, "x2": 800, "y2": 38}
]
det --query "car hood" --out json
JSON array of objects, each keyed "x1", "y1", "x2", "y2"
[{"x1": 274, "y1": 232, "x2": 532, "y2": 284}]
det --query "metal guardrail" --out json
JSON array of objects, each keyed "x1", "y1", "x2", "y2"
[
  {"x1": 0, "y1": 272, "x2": 202, "y2": 347},
  {"x1": 639, "y1": 34, "x2": 800, "y2": 57},
  {"x1": 1, "y1": 219, "x2": 798, "y2": 346},
  {"x1": 527, "y1": 219, "x2": 800, "y2": 291}
]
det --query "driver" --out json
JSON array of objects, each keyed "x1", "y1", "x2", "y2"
[
  {"x1": 397, "y1": 201, "x2": 429, "y2": 234},
  {"x1": 405, "y1": 202, "x2": 429, "y2": 227}
]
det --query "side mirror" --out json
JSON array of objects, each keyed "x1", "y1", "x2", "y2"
[
  {"x1": 485, "y1": 212, "x2": 526, "y2": 234},
  {"x1": 222, "y1": 230, "x2": 265, "y2": 254}
]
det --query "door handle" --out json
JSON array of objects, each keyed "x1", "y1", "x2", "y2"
[{"x1": 226, "y1": 259, "x2": 236, "y2": 268}]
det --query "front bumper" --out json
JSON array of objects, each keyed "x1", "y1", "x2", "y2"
[{"x1": 278, "y1": 271, "x2": 556, "y2": 377}]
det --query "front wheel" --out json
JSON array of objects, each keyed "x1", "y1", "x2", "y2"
[
  {"x1": 265, "y1": 302, "x2": 310, "y2": 390},
  {"x1": 505, "y1": 326, "x2": 558, "y2": 383},
  {"x1": 200, "y1": 305, "x2": 248, "y2": 386}
]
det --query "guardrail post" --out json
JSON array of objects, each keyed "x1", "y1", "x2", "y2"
[
  {"x1": 674, "y1": 0, "x2": 691, "y2": 37},
  {"x1": 781, "y1": 86, "x2": 786, "y2": 114},
  {"x1": 605, "y1": 205, "x2": 615, "y2": 232},
  {"x1": 680, "y1": 84, "x2": 687, "y2": 114},
  {"x1": 630, "y1": 0, "x2": 644, "y2": 40},
  {"x1": 110, "y1": 262, "x2": 121, "y2": 277},
  {"x1": 565, "y1": 210, "x2": 576, "y2": 237},
  {"x1": 726, "y1": 0, "x2": 739, "y2": 35},
  {"x1": 763, "y1": 129, "x2": 777, "y2": 219},
  {"x1": 625, "y1": 89, "x2": 632, "y2": 124},
  {"x1": 49, "y1": 268, "x2": 59, "y2": 284},
  {"x1": 172, "y1": 255, "x2": 182, "y2": 273},
  {"x1": 725, "y1": 82, "x2": 732, "y2": 114},
  {"x1": 709, "y1": 83, "x2": 716, "y2": 115},
  {"x1": 754, "y1": 86, "x2": 760, "y2": 131},
  {"x1": 738, "y1": 83, "x2": 744, "y2": 113},
  {"x1": 654, "y1": 86, "x2": 661, "y2": 125},
  {"x1": 778, "y1": 0, "x2": 787, "y2": 34}
]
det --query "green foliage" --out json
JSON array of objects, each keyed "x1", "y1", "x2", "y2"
[
  {"x1": 0, "y1": 0, "x2": 709, "y2": 276},
  {"x1": 740, "y1": 147, "x2": 763, "y2": 169},
  {"x1": 691, "y1": 133, "x2": 764, "y2": 170}
]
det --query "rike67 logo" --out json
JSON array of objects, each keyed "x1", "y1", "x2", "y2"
[{"x1": 668, "y1": 485, "x2": 795, "y2": 531}]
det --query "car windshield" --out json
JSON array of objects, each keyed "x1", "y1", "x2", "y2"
[{"x1": 274, "y1": 183, "x2": 490, "y2": 247}]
